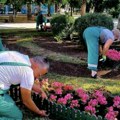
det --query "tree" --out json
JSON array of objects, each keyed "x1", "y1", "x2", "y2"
[
  {"x1": 80, "y1": 0, "x2": 86, "y2": 16},
  {"x1": 87, "y1": 0, "x2": 120, "y2": 13},
  {"x1": 22, "y1": 0, "x2": 33, "y2": 20},
  {"x1": 6, "y1": 0, "x2": 23, "y2": 16}
]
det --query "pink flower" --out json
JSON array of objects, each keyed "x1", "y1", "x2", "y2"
[
  {"x1": 70, "y1": 100, "x2": 80, "y2": 108},
  {"x1": 85, "y1": 105, "x2": 96, "y2": 114},
  {"x1": 64, "y1": 94, "x2": 73, "y2": 101},
  {"x1": 107, "y1": 49, "x2": 120, "y2": 61},
  {"x1": 52, "y1": 82, "x2": 64, "y2": 88},
  {"x1": 76, "y1": 88, "x2": 85, "y2": 95},
  {"x1": 64, "y1": 85, "x2": 74, "y2": 91},
  {"x1": 105, "y1": 111, "x2": 118, "y2": 120},
  {"x1": 97, "y1": 96, "x2": 107, "y2": 105},
  {"x1": 108, "y1": 106, "x2": 114, "y2": 112},
  {"x1": 88, "y1": 99, "x2": 98, "y2": 107},
  {"x1": 81, "y1": 94, "x2": 89, "y2": 103},
  {"x1": 76, "y1": 88, "x2": 89, "y2": 103},
  {"x1": 57, "y1": 98, "x2": 67, "y2": 105},
  {"x1": 94, "y1": 90, "x2": 103, "y2": 98},
  {"x1": 105, "y1": 106, "x2": 118, "y2": 120},
  {"x1": 55, "y1": 88, "x2": 63, "y2": 95},
  {"x1": 113, "y1": 96, "x2": 120, "y2": 108},
  {"x1": 49, "y1": 94, "x2": 57, "y2": 102},
  {"x1": 93, "y1": 90, "x2": 107, "y2": 105}
]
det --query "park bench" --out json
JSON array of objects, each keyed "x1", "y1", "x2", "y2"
[
  {"x1": 0, "y1": 15, "x2": 14, "y2": 23},
  {"x1": 0, "y1": 17, "x2": 9, "y2": 23}
]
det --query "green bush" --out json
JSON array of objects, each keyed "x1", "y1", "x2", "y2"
[
  {"x1": 50, "y1": 14, "x2": 74, "y2": 41},
  {"x1": 74, "y1": 13, "x2": 114, "y2": 44},
  {"x1": 109, "y1": 8, "x2": 120, "y2": 18}
]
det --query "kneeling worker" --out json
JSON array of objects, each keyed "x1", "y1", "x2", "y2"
[{"x1": 0, "y1": 51, "x2": 49, "y2": 119}]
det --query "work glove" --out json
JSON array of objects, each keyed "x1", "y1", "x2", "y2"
[{"x1": 99, "y1": 55, "x2": 106, "y2": 62}]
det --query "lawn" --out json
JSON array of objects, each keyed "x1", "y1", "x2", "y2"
[{"x1": 1, "y1": 29, "x2": 120, "y2": 95}]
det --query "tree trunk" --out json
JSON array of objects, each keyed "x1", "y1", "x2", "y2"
[
  {"x1": 70, "y1": 6, "x2": 73, "y2": 16},
  {"x1": 80, "y1": 0, "x2": 86, "y2": 16},
  {"x1": 117, "y1": 14, "x2": 120, "y2": 30},
  {"x1": 27, "y1": 2, "x2": 32, "y2": 20}
]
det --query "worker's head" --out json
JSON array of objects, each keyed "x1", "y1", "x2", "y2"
[
  {"x1": 30, "y1": 56, "x2": 49, "y2": 79},
  {"x1": 112, "y1": 29, "x2": 120, "y2": 40}
]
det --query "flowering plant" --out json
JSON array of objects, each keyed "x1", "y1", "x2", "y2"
[
  {"x1": 107, "y1": 49, "x2": 120, "y2": 61},
  {"x1": 46, "y1": 81, "x2": 120, "y2": 120}
]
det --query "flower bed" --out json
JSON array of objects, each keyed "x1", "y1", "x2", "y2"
[
  {"x1": 40, "y1": 80, "x2": 120, "y2": 120},
  {"x1": 9, "y1": 81, "x2": 120, "y2": 120}
]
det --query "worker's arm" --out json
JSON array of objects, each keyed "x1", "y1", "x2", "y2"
[
  {"x1": 20, "y1": 87, "x2": 47, "y2": 116},
  {"x1": 32, "y1": 83, "x2": 47, "y2": 99},
  {"x1": 99, "y1": 45, "x2": 103, "y2": 55},
  {"x1": 102, "y1": 39, "x2": 113, "y2": 56}
]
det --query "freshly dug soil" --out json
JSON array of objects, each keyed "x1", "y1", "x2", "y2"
[
  {"x1": 49, "y1": 60, "x2": 90, "y2": 77},
  {"x1": 33, "y1": 37, "x2": 87, "y2": 59}
]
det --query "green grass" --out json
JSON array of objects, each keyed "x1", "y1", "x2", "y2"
[
  {"x1": 45, "y1": 73, "x2": 120, "y2": 95},
  {"x1": 0, "y1": 29, "x2": 53, "y2": 38},
  {"x1": 0, "y1": 29, "x2": 34, "y2": 34}
]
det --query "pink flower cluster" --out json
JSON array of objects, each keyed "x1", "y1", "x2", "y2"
[
  {"x1": 57, "y1": 97, "x2": 67, "y2": 105},
  {"x1": 64, "y1": 93, "x2": 73, "y2": 100},
  {"x1": 94, "y1": 90, "x2": 107, "y2": 105},
  {"x1": 113, "y1": 96, "x2": 120, "y2": 109},
  {"x1": 84, "y1": 90, "x2": 107, "y2": 115},
  {"x1": 57, "y1": 93, "x2": 73, "y2": 105},
  {"x1": 107, "y1": 49, "x2": 120, "y2": 61},
  {"x1": 85, "y1": 99, "x2": 98, "y2": 115},
  {"x1": 88, "y1": 99, "x2": 98, "y2": 107},
  {"x1": 51, "y1": 82, "x2": 64, "y2": 88},
  {"x1": 76, "y1": 88, "x2": 89, "y2": 103},
  {"x1": 51, "y1": 82, "x2": 64, "y2": 95},
  {"x1": 85, "y1": 105, "x2": 96, "y2": 114},
  {"x1": 105, "y1": 106, "x2": 118, "y2": 120},
  {"x1": 49, "y1": 94, "x2": 57, "y2": 102},
  {"x1": 70, "y1": 100, "x2": 80, "y2": 108},
  {"x1": 55, "y1": 88, "x2": 63, "y2": 95},
  {"x1": 63, "y1": 84, "x2": 74, "y2": 91}
]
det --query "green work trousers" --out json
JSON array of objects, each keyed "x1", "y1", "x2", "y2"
[{"x1": 0, "y1": 90, "x2": 23, "y2": 120}]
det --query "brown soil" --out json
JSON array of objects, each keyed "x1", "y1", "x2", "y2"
[
  {"x1": 5, "y1": 35, "x2": 120, "y2": 79},
  {"x1": 33, "y1": 37, "x2": 87, "y2": 59}
]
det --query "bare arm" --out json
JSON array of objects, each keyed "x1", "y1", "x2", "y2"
[
  {"x1": 102, "y1": 39, "x2": 113, "y2": 56},
  {"x1": 99, "y1": 45, "x2": 103, "y2": 55},
  {"x1": 20, "y1": 87, "x2": 47, "y2": 116},
  {"x1": 32, "y1": 83, "x2": 48, "y2": 99},
  {"x1": 32, "y1": 83, "x2": 43, "y2": 94}
]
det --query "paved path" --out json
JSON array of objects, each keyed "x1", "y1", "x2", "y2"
[
  {"x1": 0, "y1": 23, "x2": 35, "y2": 29},
  {"x1": 0, "y1": 19, "x2": 118, "y2": 29}
]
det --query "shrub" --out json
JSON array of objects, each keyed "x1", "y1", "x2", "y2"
[
  {"x1": 50, "y1": 14, "x2": 74, "y2": 41},
  {"x1": 74, "y1": 13, "x2": 114, "y2": 45}
]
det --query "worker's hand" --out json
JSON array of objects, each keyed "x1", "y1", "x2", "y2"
[
  {"x1": 99, "y1": 55, "x2": 106, "y2": 62},
  {"x1": 41, "y1": 91, "x2": 48, "y2": 100},
  {"x1": 39, "y1": 110, "x2": 48, "y2": 117}
]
